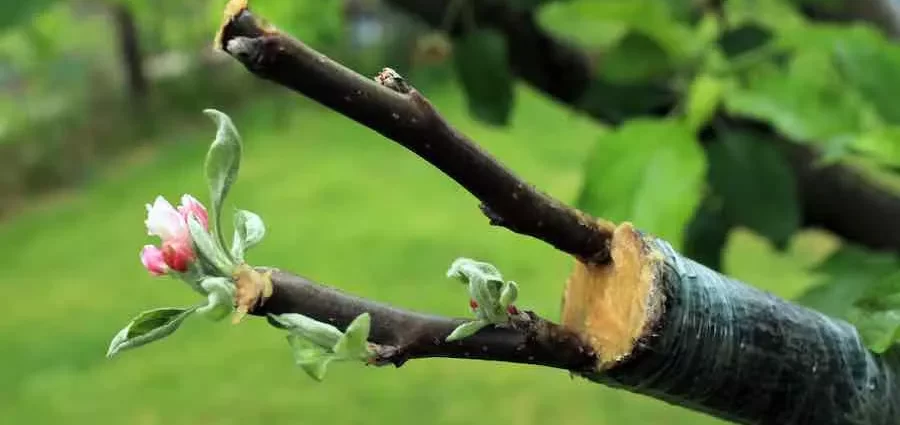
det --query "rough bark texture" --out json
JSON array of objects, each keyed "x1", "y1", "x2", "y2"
[
  {"x1": 384, "y1": 0, "x2": 900, "y2": 254},
  {"x1": 594, "y1": 238, "x2": 900, "y2": 425}
]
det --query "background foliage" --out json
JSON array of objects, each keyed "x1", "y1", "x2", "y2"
[{"x1": 0, "y1": 0, "x2": 898, "y2": 424}]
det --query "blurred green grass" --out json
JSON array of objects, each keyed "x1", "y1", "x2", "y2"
[{"x1": 0, "y1": 83, "x2": 833, "y2": 425}]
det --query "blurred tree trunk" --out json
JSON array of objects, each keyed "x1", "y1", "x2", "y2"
[{"x1": 110, "y1": 2, "x2": 147, "y2": 102}]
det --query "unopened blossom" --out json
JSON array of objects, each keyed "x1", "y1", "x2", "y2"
[
  {"x1": 141, "y1": 195, "x2": 209, "y2": 275},
  {"x1": 140, "y1": 245, "x2": 168, "y2": 276},
  {"x1": 177, "y1": 194, "x2": 208, "y2": 230}
]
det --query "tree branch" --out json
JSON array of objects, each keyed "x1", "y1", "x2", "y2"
[
  {"x1": 254, "y1": 269, "x2": 596, "y2": 370},
  {"x1": 217, "y1": 4, "x2": 900, "y2": 424},
  {"x1": 385, "y1": 0, "x2": 900, "y2": 254},
  {"x1": 217, "y1": 8, "x2": 613, "y2": 264}
]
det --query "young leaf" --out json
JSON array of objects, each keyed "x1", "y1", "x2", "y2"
[
  {"x1": 499, "y1": 281, "x2": 518, "y2": 308},
  {"x1": 446, "y1": 320, "x2": 488, "y2": 342},
  {"x1": 447, "y1": 258, "x2": 504, "y2": 283},
  {"x1": 268, "y1": 313, "x2": 344, "y2": 349},
  {"x1": 107, "y1": 307, "x2": 198, "y2": 358},
  {"x1": 707, "y1": 128, "x2": 799, "y2": 249},
  {"x1": 449, "y1": 258, "x2": 509, "y2": 323},
  {"x1": 299, "y1": 356, "x2": 334, "y2": 382},
  {"x1": 577, "y1": 119, "x2": 706, "y2": 245},
  {"x1": 196, "y1": 277, "x2": 235, "y2": 321},
  {"x1": 231, "y1": 209, "x2": 266, "y2": 263},
  {"x1": 203, "y1": 109, "x2": 243, "y2": 257},
  {"x1": 332, "y1": 313, "x2": 372, "y2": 359},
  {"x1": 453, "y1": 30, "x2": 515, "y2": 126},
  {"x1": 287, "y1": 335, "x2": 334, "y2": 382},
  {"x1": 188, "y1": 214, "x2": 232, "y2": 276}
]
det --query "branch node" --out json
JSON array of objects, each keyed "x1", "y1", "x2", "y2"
[{"x1": 375, "y1": 67, "x2": 413, "y2": 94}]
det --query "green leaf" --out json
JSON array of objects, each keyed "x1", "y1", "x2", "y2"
[
  {"x1": 231, "y1": 209, "x2": 266, "y2": 263},
  {"x1": 268, "y1": 313, "x2": 344, "y2": 349},
  {"x1": 796, "y1": 245, "x2": 900, "y2": 351},
  {"x1": 107, "y1": 307, "x2": 197, "y2": 358},
  {"x1": 682, "y1": 196, "x2": 732, "y2": 271},
  {"x1": 847, "y1": 308, "x2": 900, "y2": 354},
  {"x1": 723, "y1": 0, "x2": 805, "y2": 32},
  {"x1": 853, "y1": 127, "x2": 900, "y2": 169},
  {"x1": 599, "y1": 31, "x2": 672, "y2": 84},
  {"x1": 332, "y1": 313, "x2": 372, "y2": 359},
  {"x1": 287, "y1": 335, "x2": 334, "y2": 382},
  {"x1": 447, "y1": 258, "x2": 509, "y2": 323},
  {"x1": 796, "y1": 246, "x2": 899, "y2": 318},
  {"x1": 723, "y1": 52, "x2": 873, "y2": 149},
  {"x1": 577, "y1": 119, "x2": 706, "y2": 245},
  {"x1": 446, "y1": 321, "x2": 488, "y2": 342},
  {"x1": 203, "y1": 109, "x2": 243, "y2": 257},
  {"x1": 499, "y1": 281, "x2": 518, "y2": 308},
  {"x1": 538, "y1": 0, "x2": 696, "y2": 59},
  {"x1": 196, "y1": 277, "x2": 235, "y2": 321},
  {"x1": 188, "y1": 214, "x2": 232, "y2": 276},
  {"x1": 707, "y1": 128, "x2": 799, "y2": 249},
  {"x1": 832, "y1": 27, "x2": 900, "y2": 125},
  {"x1": 684, "y1": 74, "x2": 724, "y2": 132},
  {"x1": 453, "y1": 30, "x2": 515, "y2": 126}
]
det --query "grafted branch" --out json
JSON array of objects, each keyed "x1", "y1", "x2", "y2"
[
  {"x1": 217, "y1": 4, "x2": 900, "y2": 425},
  {"x1": 217, "y1": 8, "x2": 612, "y2": 264},
  {"x1": 255, "y1": 269, "x2": 596, "y2": 370}
]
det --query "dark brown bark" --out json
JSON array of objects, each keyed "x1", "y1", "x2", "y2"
[
  {"x1": 255, "y1": 269, "x2": 597, "y2": 370},
  {"x1": 218, "y1": 11, "x2": 614, "y2": 264}
]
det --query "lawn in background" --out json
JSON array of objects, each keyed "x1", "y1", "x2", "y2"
[{"x1": 0, "y1": 83, "x2": 832, "y2": 425}]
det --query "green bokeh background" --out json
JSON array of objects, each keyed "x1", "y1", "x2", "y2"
[{"x1": 0, "y1": 0, "x2": 854, "y2": 424}]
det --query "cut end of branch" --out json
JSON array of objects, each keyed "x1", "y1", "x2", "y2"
[
  {"x1": 560, "y1": 222, "x2": 664, "y2": 369},
  {"x1": 232, "y1": 264, "x2": 274, "y2": 324},
  {"x1": 215, "y1": 0, "x2": 276, "y2": 52}
]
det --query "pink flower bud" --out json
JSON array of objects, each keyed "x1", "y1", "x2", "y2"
[
  {"x1": 141, "y1": 194, "x2": 207, "y2": 275},
  {"x1": 140, "y1": 245, "x2": 169, "y2": 276},
  {"x1": 161, "y1": 239, "x2": 194, "y2": 273},
  {"x1": 178, "y1": 194, "x2": 209, "y2": 230},
  {"x1": 145, "y1": 196, "x2": 187, "y2": 241}
]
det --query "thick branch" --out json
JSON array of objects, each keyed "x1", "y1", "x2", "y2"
[
  {"x1": 253, "y1": 269, "x2": 595, "y2": 370},
  {"x1": 385, "y1": 0, "x2": 900, "y2": 254},
  {"x1": 218, "y1": 8, "x2": 613, "y2": 263},
  {"x1": 218, "y1": 4, "x2": 900, "y2": 425}
]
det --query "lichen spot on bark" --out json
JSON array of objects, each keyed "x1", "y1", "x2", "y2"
[{"x1": 561, "y1": 222, "x2": 664, "y2": 369}]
